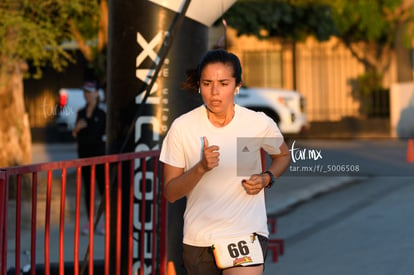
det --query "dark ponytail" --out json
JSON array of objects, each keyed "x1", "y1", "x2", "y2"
[{"x1": 181, "y1": 68, "x2": 199, "y2": 92}]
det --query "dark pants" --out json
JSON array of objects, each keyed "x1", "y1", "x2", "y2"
[
  {"x1": 182, "y1": 234, "x2": 268, "y2": 275},
  {"x1": 81, "y1": 163, "x2": 105, "y2": 220}
]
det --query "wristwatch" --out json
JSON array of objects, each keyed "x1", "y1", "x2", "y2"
[{"x1": 262, "y1": 170, "x2": 276, "y2": 189}]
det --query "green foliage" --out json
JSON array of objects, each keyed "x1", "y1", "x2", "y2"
[
  {"x1": 224, "y1": 0, "x2": 409, "y2": 46},
  {"x1": 328, "y1": 1, "x2": 407, "y2": 117},
  {"x1": 0, "y1": 0, "x2": 99, "y2": 78},
  {"x1": 330, "y1": 0, "x2": 403, "y2": 45},
  {"x1": 352, "y1": 71, "x2": 390, "y2": 117},
  {"x1": 223, "y1": 0, "x2": 337, "y2": 41},
  {"x1": 223, "y1": 0, "x2": 405, "y2": 117},
  {"x1": 355, "y1": 71, "x2": 384, "y2": 97}
]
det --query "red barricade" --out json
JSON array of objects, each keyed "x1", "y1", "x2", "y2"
[{"x1": 0, "y1": 150, "x2": 166, "y2": 275}]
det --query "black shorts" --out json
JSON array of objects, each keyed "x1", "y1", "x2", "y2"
[{"x1": 182, "y1": 234, "x2": 268, "y2": 275}]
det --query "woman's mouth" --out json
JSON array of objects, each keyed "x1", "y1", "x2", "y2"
[{"x1": 210, "y1": 100, "x2": 221, "y2": 106}]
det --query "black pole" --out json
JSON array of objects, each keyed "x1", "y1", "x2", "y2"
[
  {"x1": 292, "y1": 40, "x2": 297, "y2": 90},
  {"x1": 107, "y1": 1, "x2": 207, "y2": 274}
]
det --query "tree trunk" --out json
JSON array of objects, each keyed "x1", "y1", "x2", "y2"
[
  {"x1": 395, "y1": 21, "x2": 413, "y2": 82},
  {"x1": 0, "y1": 60, "x2": 32, "y2": 168}
]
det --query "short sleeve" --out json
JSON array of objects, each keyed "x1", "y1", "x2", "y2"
[
  {"x1": 261, "y1": 114, "x2": 284, "y2": 155},
  {"x1": 159, "y1": 121, "x2": 186, "y2": 168}
]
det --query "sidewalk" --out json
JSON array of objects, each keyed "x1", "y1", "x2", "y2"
[{"x1": 6, "y1": 143, "x2": 361, "y2": 272}]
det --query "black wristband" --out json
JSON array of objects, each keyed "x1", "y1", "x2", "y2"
[{"x1": 262, "y1": 170, "x2": 275, "y2": 189}]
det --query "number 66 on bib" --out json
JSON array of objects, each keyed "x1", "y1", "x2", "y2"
[{"x1": 212, "y1": 234, "x2": 264, "y2": 269}]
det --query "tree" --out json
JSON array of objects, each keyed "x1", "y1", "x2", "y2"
[
  {"x1": 70, "y1": 0, "x2": 108, "y2": 87},
  {"x1": 223, "y1": 0, "x2": 337, "y2": 42},
  {"x1": 223, "y1": 0, "x2": 414, "y2": 116},
  {"x1": 0, "y1": 0, "x2": 100, "y2": 168},
  {"x1": 330, "y1": 0, "x2": 413, "y2": 75},
  {"x1": 224, "y1": 0, "x2": 414, "y2": 71},
  {"x1": 329, "y1": 0, "x2": 414, "y2": 116},
  {"x1": 222, "y1": 0, "x2": 337, "y2": 89}
]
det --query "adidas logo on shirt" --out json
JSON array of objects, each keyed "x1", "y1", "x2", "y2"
[{"x1": 242, "y1": 146, "x2": 250, "y2": 152}]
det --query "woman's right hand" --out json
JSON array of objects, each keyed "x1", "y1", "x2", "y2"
[
  {"x1": 72, "y1": 119, "x2": 87, "y2": 137},
  {"x1": 163, "y1": 137, "x2": 220, "y2": 203},
  {"x1": 200, "y1": 136, "x2": 220, "y2": 172}
]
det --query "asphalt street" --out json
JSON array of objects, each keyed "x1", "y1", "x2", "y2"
[{"x1": 265, "y1": 176, "x2": 414, "y2": 275}]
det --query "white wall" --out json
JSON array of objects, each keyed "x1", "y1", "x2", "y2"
[{"x1": 390, "y1": 82, "x2": 414, "y2": 138}]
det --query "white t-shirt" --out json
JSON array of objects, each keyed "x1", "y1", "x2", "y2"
[{"x1": 159, "y1": 104, "x2": 284, "y2": 247}]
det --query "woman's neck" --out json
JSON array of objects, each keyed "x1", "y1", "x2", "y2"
[
  {"x1": 86, "y1": 101, "x2": 97, "y2": 117},
  {"x1": 206, "y1": 105, "x2": 235, "y2": 127}
]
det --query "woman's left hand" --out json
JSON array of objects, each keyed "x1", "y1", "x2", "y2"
[{"x1": 241, "y1": 174, "x2": 267, "y2": 195}]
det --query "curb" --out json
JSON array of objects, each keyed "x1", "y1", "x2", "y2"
[{"x1": 266, "y1": 176, "x2": 367, "y2": 217}]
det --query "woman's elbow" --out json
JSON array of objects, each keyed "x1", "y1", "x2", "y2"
[
  {"x1": 164, "y1": 193, "x2": 177, "y2": 203},
  {"x1": 285, "y1": 153, "x2": 291, "y2": 165},
  {"x1": 163, "y1": 185, "x2": 181, "y2": 203}
]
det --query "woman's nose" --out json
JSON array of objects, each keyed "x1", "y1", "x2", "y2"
[{"x1": 211, "y1": 83, "x2": 219, "y2": 95}]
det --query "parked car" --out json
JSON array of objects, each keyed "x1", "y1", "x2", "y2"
[
  {"x1": 236, "y1": 86, "x2": 308, "y2": 134},
  {"x1": 55, "y1": 88, "x2": 105, "y2": 133},
  {"x1": 55, "y1": 86, "x2": 308, "y2": 135}
]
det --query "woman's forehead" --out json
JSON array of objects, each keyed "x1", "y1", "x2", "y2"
[{"x1": 200, "y1": 63, "x2": 234, "y2": 79}]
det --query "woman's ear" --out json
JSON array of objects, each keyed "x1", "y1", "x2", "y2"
[{"x1": 235, "y1": 84, "x2": 242, "y2": 94}]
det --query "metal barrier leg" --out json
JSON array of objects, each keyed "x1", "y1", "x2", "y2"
[
  {"x1": 0, "y1": 170, "x2": 9, "y2": 275},
  {"x1": 268, "y1": 239, "x2": 284, "y2": 255},
  {"x1": 268, "y1": 244, "x2": 279, "y2": 263},
  {"x1": 267, "y1": 216, "x2": 285, "y2": 263}
]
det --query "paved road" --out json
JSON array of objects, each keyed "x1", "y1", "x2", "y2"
[
  {"x1": 31, "y1": 142, "x2": 77, "y2": 164},
  {"x1": 262, "y1": 138, "x2": 414, "y2": 274},
  {"x1": 264, "y1": 176, "x2": 414, "y2": 275}
]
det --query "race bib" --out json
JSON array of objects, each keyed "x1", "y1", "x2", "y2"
[{"x1": 212, "y1": 234, "x2": 264, "y2": 269}]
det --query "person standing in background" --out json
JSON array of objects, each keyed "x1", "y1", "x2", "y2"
[{"x1": 72, "y1": 81, "x2": 106, "y2": 235}]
